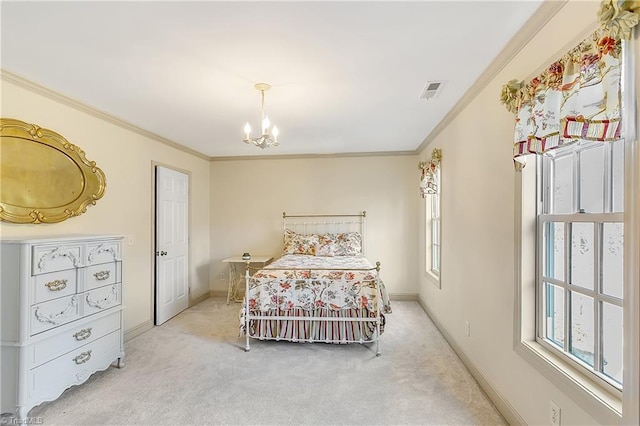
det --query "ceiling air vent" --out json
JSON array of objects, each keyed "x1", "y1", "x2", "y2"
[{"x1": 419, "y1": 80, "x2": 446, "y2": 100}]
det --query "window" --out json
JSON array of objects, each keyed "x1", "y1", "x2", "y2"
[
  {"x1": 537, "y1": 140, "x2": 624, "y2": 392},
  {"x1": 421, "y1": 149, "x2": 442, "y2": 285},
  {"x1": 510, "y1": 27, "x2": 638, "y2": 425},
  {"x1": 426, "y1": 167, "x2": 441, "y2": 279}
]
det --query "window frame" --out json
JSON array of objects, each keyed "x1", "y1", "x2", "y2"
[
  {"x1": 536, "y1": 140, "x2": 625, "y2": 394},
  {"x1": 536, "y1": 214, "x2": 625, "y2": 393},
  {"x1": 425, "y1": 167, "x2": 441, "y2": 287},
  {"x1": 513, "y1": 38, "x2": 639, "y2": 425}
]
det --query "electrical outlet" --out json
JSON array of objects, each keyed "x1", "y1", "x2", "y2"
[
  {"x1": 127, "y1": 235, "x2": 135, "y2": 246},
  {"x1": 219, "y1": 273, "x2": 225, "y2": 281},
  {"x1": 550, "y1": 400, "x2": 561, "y2": 426},
  {"x1": 464, "y1": 321, "x2": 470, "y2": 337}
]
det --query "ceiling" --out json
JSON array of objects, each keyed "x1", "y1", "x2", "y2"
[{"x1": 1, "y1": 1, "x2": 543, "y2": 158}]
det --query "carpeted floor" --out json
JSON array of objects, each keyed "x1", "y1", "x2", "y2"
[{"x1": 21, "y1": 298, "x2": 506, "y2": 425}]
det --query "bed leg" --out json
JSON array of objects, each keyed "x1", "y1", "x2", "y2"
[
  {"x1": 244, "y1": 259, "x2": 251, "y2": 352},
  {"x1": 376, "y1": 339, "x2": 381, "y2": 357}
]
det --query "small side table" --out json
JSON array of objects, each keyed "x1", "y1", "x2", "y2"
[{"x1": 222, "y1": 255, "x2": 273, "y2": 304}]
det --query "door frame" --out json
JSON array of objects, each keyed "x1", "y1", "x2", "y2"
[{"x1": 151, "y1": 161, "x2": 193, "y2": 325}]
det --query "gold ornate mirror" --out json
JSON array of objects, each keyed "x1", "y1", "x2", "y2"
[{"x1": 0, "y1": 118, "x2": 106, "y2": 223}]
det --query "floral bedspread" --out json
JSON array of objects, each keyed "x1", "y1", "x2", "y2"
[{"x1": 247, "y1": 254, "x2": 392, "y2": 314}]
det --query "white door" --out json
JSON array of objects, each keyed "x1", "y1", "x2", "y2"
[{"x1": 155, "y1": 166, "x2": 189, "y2": 325}]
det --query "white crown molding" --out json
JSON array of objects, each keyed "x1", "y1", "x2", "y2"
[
  {"x1": 1, "y1": 0, "x2": 570, "y2": 164},
  {"x1": 415, "y1": 0, "x2": 569, "y2": 155},
  {"x1": 1, "y1": 69, "x2": 211, "y2": 161},
  {"x1": 209, "y1": 150, "x2": 416, "y2": 162},
  {"x1": 1, "y1": 69, "x2": 417, "y2": 163}
]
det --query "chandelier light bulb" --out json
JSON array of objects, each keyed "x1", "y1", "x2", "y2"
[
  {"x1": 262, "y1": 116, "x2": 270, "y2": 134},
  {"x1": 243, "y1": 123, "x2": 251, "y2": 139},
  {"x1": 272, "y1": 126, "x2": 279, "y2": 139}
]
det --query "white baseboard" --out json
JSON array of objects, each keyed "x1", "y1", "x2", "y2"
[
  {"x1": 124, "y1": 320, "x2": 153, "y2": 342},
  {"x1": 417, "y1": 296, "x2": 526, "y2": 426},
  {"x1": 210, "y1": 290, "x2": 232, "y2": 298},
  {"x1": 389, "y1": 293, "x2": 418, "y2": 301},
  {"x1": 122, "y1": 292, "x2": 227, "y2": 343},
  {"x1": 190, "y1": 292, "x2": 210, "y2": 307}
]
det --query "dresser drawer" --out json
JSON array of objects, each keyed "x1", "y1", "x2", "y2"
[
  {"x1": 32, "y1": 244, "x2": 82, "y2": 275},
  {"x1": 83, "y1": 284, "x2": 121, "y2": 316},
  {"x1": 85, "y1": 262, "x2": 120, "y2": 291},
  {"x1": 86, "y1": 240, "x2": 121, "y2": 265},
  {"x1": 33, "y1": 269, "x2": 78, "y2": 304},
  {"x1": 28, "y1": 331, "x2": 121, "y2": 403},
  {"x1": 31, "y1": 295, "x2": 81, "y2": 335},
  {"x1": 30, "y1": 311, "x2": 121, "y2": 367}
]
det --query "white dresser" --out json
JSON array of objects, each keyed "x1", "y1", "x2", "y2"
[{"x1": 0, "y1": 235, "x2": 125, "y2": 419}]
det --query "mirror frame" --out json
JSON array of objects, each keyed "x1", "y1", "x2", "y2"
[{"x1": 0, "y1": 118, "x2": 106, "y2": 224}]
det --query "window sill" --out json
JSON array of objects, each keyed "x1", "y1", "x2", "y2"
[
  {"x1": 424, "y1": 270, "x2": 440, "y2": 288},
  {"x1": 515, "y1": 338, "x2": 622, "y2": 424}
]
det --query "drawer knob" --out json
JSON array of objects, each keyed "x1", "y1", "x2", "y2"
[
  {"x1": 73, "y1": 350, "x2": 92, "y2": 365},
  {"x1": 94, "y1": 270, "x2": 111, "y2": 281},
  {"x1": 73, "y1": 327, "x2": 92, "y2": 341},
  {"x1": 45, "y1": 279, "x2": 68, "y2": 291}
]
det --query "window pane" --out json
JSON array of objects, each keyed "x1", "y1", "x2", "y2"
[
  {"x1": 612, "y1": 140, "x2": 624, "y2": 213},
  {"x1": 602, "y1": 302, "x2": 623, "y2": 385},
  {"x1": 602, "y1": 223, "x2": 624, "y2": 299},
  {"x1": 432, "y1": 219, "x2": 439, "y2": 245},
  {"x1": 570, "y1": 292, "x2": 594, "y2": 366},
  {"x1": 545, "y1": 282, "x2": 564, "y2": 347},
  {"x1": 552, "y1": 155, "x2": 574, "y2": 214},
  {"x1": 425, "y1": 198, "x2": 430, "y2": 273},
  {"x1": 579, "y1": 145, "x2": 605, "y2": 213},
  {"x1": 544, "y1": 222, "x2": 565, "y2": 281},
  {"x1": 432, "y1": 193, "x2": 439, "y2": 217},
  {"x1": 432, "y1": 246, "x2": 439, "y2": 273},
  {"x1": 570, "y1": 222, "x2": 594, "y2": 290}
]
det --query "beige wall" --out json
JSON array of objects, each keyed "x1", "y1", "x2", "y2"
[
  {"x1": 1, "y1": 74, "x2": 418, "y2": 336},
  {"x1": 418, "y1": 1, "x2": 637, "y2": 425},
  {"x1": 210, "y1": 155, "x2": 419, "y2": 297},
  {"x1": 0, "y1": 79, "x2": 211, "y2": 334},
  {"x1": 5, "y1": 2, "x2": 635, "y2": 422}
]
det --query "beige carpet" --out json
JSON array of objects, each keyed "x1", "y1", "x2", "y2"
[{"x1": 22, "y1": 298, "x2": 506, "y2": 425}]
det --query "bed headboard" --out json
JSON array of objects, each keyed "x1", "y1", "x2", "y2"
[{"x1": 282, "y1": 211, "x2": 366, "y2": 254}]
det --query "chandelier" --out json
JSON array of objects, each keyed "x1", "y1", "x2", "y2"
[{"x1": 243, "y1": 83, "x2": 279, "y2": 149}]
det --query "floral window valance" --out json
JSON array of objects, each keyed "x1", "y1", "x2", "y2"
[
  {"x1": 419, "y1": 148, "x2": 441, "y2": 198},
  {"x1": 500, "y1": 0, "x2": 638, "y2": 167}
]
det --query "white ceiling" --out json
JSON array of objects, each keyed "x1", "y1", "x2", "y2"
[{"x1": 1, "y1": 1, "x2": 543, "y2": 158}]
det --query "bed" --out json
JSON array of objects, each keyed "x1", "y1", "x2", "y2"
[{"x1": 239, "y1": 212, "x2": 391, "y2": 355}]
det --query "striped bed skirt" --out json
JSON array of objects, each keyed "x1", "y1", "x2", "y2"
[{"x1": 245, "y1": 307, "x2": 386, "y2": 343}]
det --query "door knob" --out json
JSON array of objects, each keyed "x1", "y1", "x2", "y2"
[{"x1": 156, "y1": 251, "x2": 168, "y2": 256}]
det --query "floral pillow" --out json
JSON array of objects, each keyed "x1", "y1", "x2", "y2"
[
  {"x1": 316, "y1": 234, "x2": 339, "y2": 257},
  {"x1": 335, "y1": 231, "x2": 362, "y2": 256},
  {"x1": 315, "y1": 232, "x2": 362, "y2": 256},
  {"x1": 283, "y1": 229, "x2": 318, "y2": 255}
]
